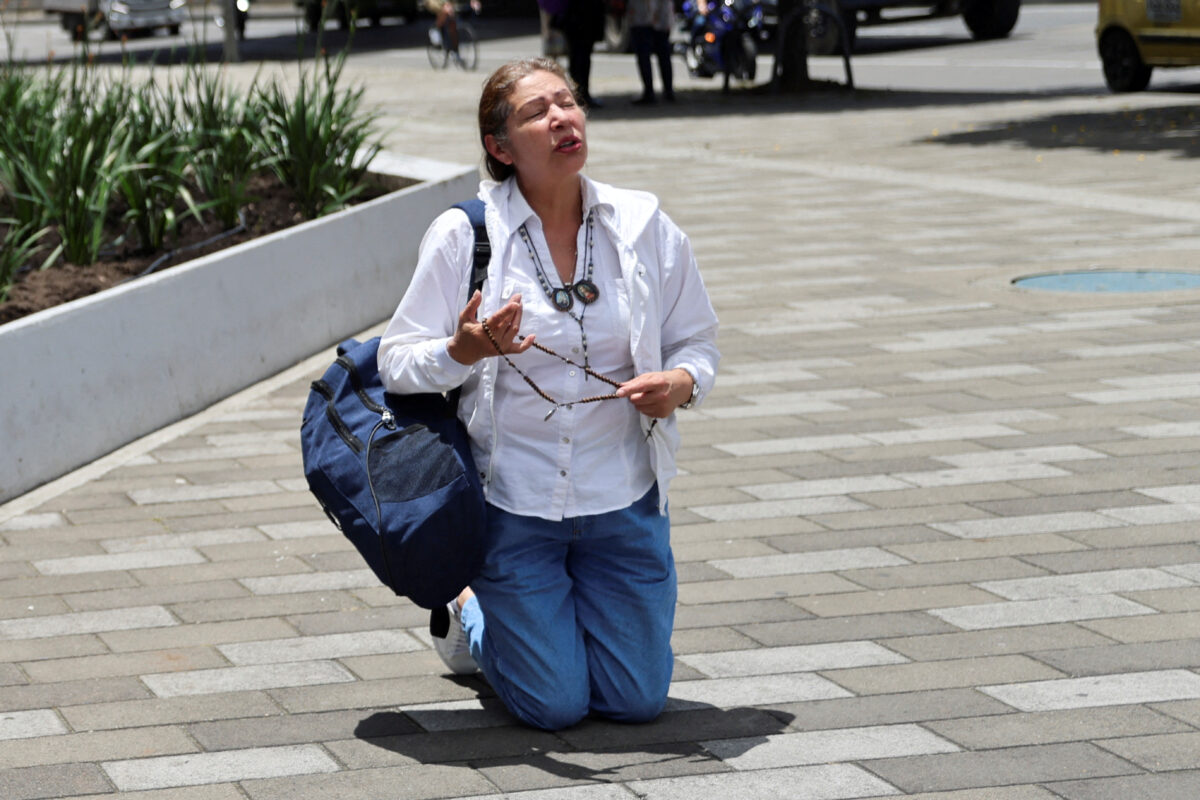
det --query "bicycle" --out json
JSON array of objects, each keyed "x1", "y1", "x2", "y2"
[{"x1": 426, "y1": 1, "x2": 480, "y2": 70}]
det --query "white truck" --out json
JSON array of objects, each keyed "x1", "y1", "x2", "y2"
[{"x1": 43, "y1": 0, "x2": 188, "y2": 41}]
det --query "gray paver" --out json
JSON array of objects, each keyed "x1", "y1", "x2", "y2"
[{"x1": 102, "y1": 745, "x2": 340, "y2": 790}]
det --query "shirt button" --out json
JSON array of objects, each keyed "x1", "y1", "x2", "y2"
[
  {"x1": 560, "y1": 470, "x2": 568, "y2": 476},
  {"x1": 562, "y1": 437, "x2": 570, "y2": 443},
  {"x1": 569, "y1": 370, "x2": 576, "y2": 376},
  {"x1": 572, "y1": 347, "x2": 580, "y2": 354}
]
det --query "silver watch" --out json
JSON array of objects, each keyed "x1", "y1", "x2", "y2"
[{"x1": 679, "y1": 376, "x2": 700, "y2": 409}]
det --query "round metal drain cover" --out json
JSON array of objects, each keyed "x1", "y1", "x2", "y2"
[{"x1": 1014, "y1": 270, "x2": 1200, "y2": 292}]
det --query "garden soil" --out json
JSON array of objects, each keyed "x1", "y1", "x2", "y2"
[{"x1": 0, "y1": 174, "x2": 391, "y2": 325}]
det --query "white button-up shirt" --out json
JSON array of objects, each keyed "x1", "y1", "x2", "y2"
[{"x1": 379, "y1": 176, "x2": 720, "y2": 520}]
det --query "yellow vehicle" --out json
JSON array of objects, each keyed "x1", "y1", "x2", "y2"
[{"x1": 1097, "y1": 0, "x2": 1200, "y2": 91}]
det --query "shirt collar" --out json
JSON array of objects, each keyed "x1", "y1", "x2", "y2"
[{"x1": 497, "y1": 175, "x2": 609, "y2": 234}]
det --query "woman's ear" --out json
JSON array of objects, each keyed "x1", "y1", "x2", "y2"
[{"x1": 484, "y1": 134, "x2": 513, "y2": 167}]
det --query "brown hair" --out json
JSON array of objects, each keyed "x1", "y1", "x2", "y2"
[{"x1": 478, "y1": 58, "x2": 581, "y2": 182}]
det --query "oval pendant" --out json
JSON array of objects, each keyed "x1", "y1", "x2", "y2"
[
  {"x1": 552, "y1": 287, "x2": 574, "y2": 312},
  {"x1": 573, "y1": 280, "x2": 599, "y2": 305}
]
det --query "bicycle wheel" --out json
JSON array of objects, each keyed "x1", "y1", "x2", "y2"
[
  {"x1": 454, "y1": 23, "x2": 478, "y2": 70},
  {"x1": 426, "y1": 26, "x2": 449, "y2": 69}
]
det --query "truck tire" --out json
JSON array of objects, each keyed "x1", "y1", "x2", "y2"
[
  {"x1": 962, "y1": 0, "x2": 1019, "y2": 40},
  {"x1": 1099, "y1": 28, "x2": 1152, "y2": 92}
]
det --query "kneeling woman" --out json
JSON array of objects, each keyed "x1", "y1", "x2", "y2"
[{"x1": 378, "y1": 57, "x2": 719, "y2": 731}]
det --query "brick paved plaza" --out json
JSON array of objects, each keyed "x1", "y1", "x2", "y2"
[{"x1": 3, "y1": 54, "x2": 1200, "y2": 799}]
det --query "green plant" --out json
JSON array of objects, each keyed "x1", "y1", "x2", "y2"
[
  {"x1": 0, "y1": 219, "x2": 52, "y2": 303},
  {"x1": 182, "y1": 66, "x2": 269, "y2": 230},
  {"x1": 0, "y1": 66, "x2": 61, "y2": 231},
  {"x1": 114, "y1": 75, "x2": 201, "y2": 253},
  {"x1": 256, "y1": 53, "x2": 381, "y2": 220}
]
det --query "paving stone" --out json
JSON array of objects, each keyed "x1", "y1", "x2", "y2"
[
  {"x1": 823, "y1": 655, "x2": 1063, "y2": 695},
  {"x1": 21, "y1": 646, "x2": 227, "y2": 683},
  {"x1": 62, "y1": 580, "x2": 249, "y2": 612},
  {"x1": 708, "y1": 547, "x2": 910, "y2": 579},
  {"x1": 475, "y1": 743, "x2": 727, "y2": 792},
  {"x1": 0, "y1": 676, "x2": 152, "y2": 712},
  {"x1": 1096, "y1": 731, "x2": 1200, "y2": 771},
  {"x1": 54, "y1": 787, "x2": 245, "y2": 800},
  {"x1": 977, "y1": 568, "x2": 1193, "y2": 600},
  {"x1": 668, "y1": 673, "x2": 852, "y2": 707},
  {"x1": 240, "y1": 569, "x2": 380, "y2": 595},
  {"x1": 927, "y1": 706, "x2": 1192, "y2": 749},
  {"x1": 739, "y1": 611, "x2": 956, "y2": 646},
  {"x1": 0, "y1": 764, "x2": 113, "y2": 800},
  {"x1": 1048, "y1": 770, "x2": 1200, "y2": 800},
  {"x1": 0, "y1": 709, "x2": 68, "y2": 741},
  {"x1": 241, "y1": 764, "x2": 498, "y2": 800},
  {"x1": 881, "y1": 623, "x2": 1115, "y2": 661},
  {"x1": 99, "y1": 618, "x2": 299, "y2": 652},
  {"x1": 625, "y1": 764, "x2": 899, "y2": 800},
  {"x1": 59, "y1": 691, "x2": 283, "y2": 731},
  {"x1": 287, "y1": 604, "x2": 427, "y2": 635},
  {"x1": 674, "y1": 599, "x2": 813, "y2": 630},
  {"x1": 100, "y1": 529, "x2": 266, "y2": 552},
  {"x1": 887, "y1": 534, "x2": 1089, "y2": 564},
  {"x1": 330, "y1": 725, "x2": 566, "y2": 769},
  {"x1": 1031, "y1": 639, "x2": 1200, "y2": 677},
  {"x1": 143, "y1": 661, "x2": 357, "y2": 697},
  {"x1": 670, "y1": 626, "x2": 761, "y2": 655},
  {"x1": 928, "y1": 595, "x2": 1157, "y2": 630},
  {"x1": 218, "y1": 630, "x2": 422, "y2": 665},
  {"x1": 0, "y1": 605, "x2": 178, "y2": 640},
  {"x1": 132, "y1": 557, "x2": 314, "y2": 587},
  {"x1": 0, "y1": 634, "x2": 109, "y2": 664},
  {"x1": 31, "y1": 549, "x2": 208, "y2": 576},
  {"x1": 677, "y1": 573, "x2": 862, "y2": 605},
  {"x1": 704, "y1": 723, "x2": 960, "y2": 769},
  {"x1": 982, "y1": 669, "x2": 1200, "y2": 711},
  {"x1": 1081, "y1": 610, "x2": 1200, "y2": 643},
  {"x1": 778, "y1": 689, "x2": 1012, "y2": 732},
  {"x1": 190, "y1": 708, "x2": 420, "y2": 751},
  {"x1": 679, "y1": 641, "x2": 907, "y2": 677},
  {"x1": 794, "y1": 585, "x2": 1001, "y2": 617},
  {"x1": 1022, "y1": 544, "x2": 1200, "y2": 574},
  {"x1": 861, "y1": 742, "x2": 1139, "y2": 794},
  {"x1": 0, "y1": 572, "x2": 142, "y2": 600},
  {"x1": 103, "y1": 745, "x2": 340, "y2": 791},
  {"x1": 842, "y1": 557, "x2": 1048, "y2": 590},
  {"x1": 0, "y1": 726, "x2": 196, "y2": 769},
  {"x1": 270, "y1": 674, "x2": 487, "y2": 714}
]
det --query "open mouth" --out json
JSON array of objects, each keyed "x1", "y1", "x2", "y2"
[{"x1": 556, "y1": 136, "x2": 582, "y2": 152}]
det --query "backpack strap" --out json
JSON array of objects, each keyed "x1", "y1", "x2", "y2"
[
  {"x1": 451, "y1": 198, "x2": 489, "y2": 296},
  {"x1": 445, "y1": 198, "x2": 490, "y2": 416}
]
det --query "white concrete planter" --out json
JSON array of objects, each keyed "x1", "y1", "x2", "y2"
[{"x1": 0, "y1": 154, "x2": 478, "y2": 503}]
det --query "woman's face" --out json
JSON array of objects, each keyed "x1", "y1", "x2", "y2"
[{"x1": 487, "y1": 71, "x2": 587, "y2": 188}]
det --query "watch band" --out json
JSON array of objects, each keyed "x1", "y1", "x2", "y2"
[{"x1": 678, "y1": 374, "x2": 700, "y2": 409}]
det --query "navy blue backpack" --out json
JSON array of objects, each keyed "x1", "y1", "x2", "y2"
[{"x1": 301, "y1": 200, "x2": 489, "y2": 609}]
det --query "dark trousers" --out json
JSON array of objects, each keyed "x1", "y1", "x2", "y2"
[
  {"x1": 631, "y1": 26, "x2": 673, "y2": 99},
  {"x1": 567, "y1": 34, "x2": 595, "y2": 99}
]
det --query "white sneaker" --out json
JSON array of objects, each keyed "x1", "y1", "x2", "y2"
[{"x1": 430, "y1": 599, "x2": 477, "y2": 675}]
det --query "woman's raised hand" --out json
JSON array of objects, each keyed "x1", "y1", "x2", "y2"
[{"x1": 448, "y1": 291, "x2": 536, "y2": 365}]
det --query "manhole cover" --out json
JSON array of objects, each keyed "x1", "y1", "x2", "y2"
[{"x1": 1013, "y1": 270, "x2": 1200, "y2": 292}]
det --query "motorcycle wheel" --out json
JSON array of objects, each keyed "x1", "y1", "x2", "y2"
[{"x1": 687, "y1": 41, "x2": 714, "y2": 78}]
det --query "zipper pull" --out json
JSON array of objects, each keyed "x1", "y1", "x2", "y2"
[{"x1": 381, "y1": 410, "x2": 396, "y2": 430}]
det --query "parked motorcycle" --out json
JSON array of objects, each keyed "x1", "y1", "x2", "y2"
[{"x1": 679, "y1": 0, "x2": 765, "y2": 90}]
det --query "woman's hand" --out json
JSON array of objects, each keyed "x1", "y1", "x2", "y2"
[
  {"x1": 447, "y1": 291, "x2": 536, "y2": 365},
  {"x1": 617, "y1": 368, "x2": 695, "y2": 419}
]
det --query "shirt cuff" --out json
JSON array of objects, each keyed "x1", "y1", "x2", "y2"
[{"x1": 428, "y1": 338, "x2": 474, "y2": 388}]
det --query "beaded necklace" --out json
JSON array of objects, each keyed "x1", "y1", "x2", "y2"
[{"x1": 517, "y1": 210, "x2": 598, "y2": 367}]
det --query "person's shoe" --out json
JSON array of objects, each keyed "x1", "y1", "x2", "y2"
[
  {"x1": 632, "y1": 94, "x2": 657, "y2": 106},
  {"x1": 429, "y1": 599, "x2": 477, "y2": 675}
]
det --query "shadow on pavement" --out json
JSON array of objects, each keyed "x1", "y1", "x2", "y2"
[
  {"x1": 922, "y1": 102, "x2": 1200, "y2": 158},
  {"x1": 353, "y1": 697, "x2": 794, "y2": 781}
]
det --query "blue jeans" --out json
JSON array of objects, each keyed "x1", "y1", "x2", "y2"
[{"x1": 460, "y1": 487, "x2": 676, "y2": 730}]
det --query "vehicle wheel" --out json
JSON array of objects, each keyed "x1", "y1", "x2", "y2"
[
  {"x1": 426, "y1": 26, "x2": 448, "y2": 68},
  {"x1": 604, "y1": 11, "x2": 630, "y2": 52},
  {"x1": 455, "y1": 23, "x2": 478, "y2": 69},
  {"x1": 803, "y1": 0, "x2": 854, "y2": 56},
  {"x1": 168, "y1": 23, "x2": 180, "y2": 35},
  {"x1": 1099, "y1": 28, "x2": 1152, "y2": 92},
  {"x1": 962, "y1": 0, "x2": 1019, "y2": 40}
]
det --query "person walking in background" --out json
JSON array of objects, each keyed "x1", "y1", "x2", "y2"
[
  {"x1": 378, "y1": 57, "x2": 719, "y2": 730},
  {"x1": 558, "y1": 0, "x2": 607, "y2": 107},
  {"x1": 629, "y1": 0, "x2": 675, "y2": 104}
]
